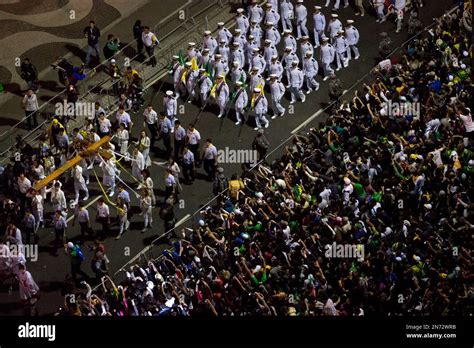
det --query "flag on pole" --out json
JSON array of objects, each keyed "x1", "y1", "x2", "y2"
[
  {"x1": 191, "y1": 56, "x2": 199, "y2": 71},
  {"x1": 178, "y1": 50, "x2": 185, "y2": 66}
]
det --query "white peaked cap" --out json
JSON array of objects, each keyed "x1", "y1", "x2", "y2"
[
  {"x1": 237, "y1": 8, "x2": 244, "y2": 13},
  {"x1": 347, "y1": 19, "x2": 354, "y2": 24},
  {"x1": 166, "y1": 90, "x2": 173, "y2": 96},
  {"x1": 188, "y1": 42, "x2": 196, "y2": 46},
  {"x1": 331, "y1": 14, "x2": 338, "y2": 18},
  {"x1": 254, "y1": 87, "x2": 261, "y2": 93},
  {"x1": 291, "y1": 60, "x2": 298, "y2": 65}
]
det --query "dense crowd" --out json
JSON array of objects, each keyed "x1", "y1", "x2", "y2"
[{"x1": 47, "y1": 6, "x2": 473, "y2": 316}]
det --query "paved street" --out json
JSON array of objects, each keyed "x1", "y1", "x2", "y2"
[{"x1": 0, "y1": 0, "x2": 456, "y2": 315}]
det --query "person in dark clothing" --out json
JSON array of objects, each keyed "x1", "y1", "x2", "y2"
[
  {"x1": 66, "y1": 242, "x2": 90, "y2": 284},
  {"x1": 133, "y1": 20, "x2": 144, "y2": 55},
  {"x1": 84, "y1": 20, "x2": 101, "y2": 67},
  {"x1": 103, "y1": 34, "x2": 120, "y2": 60},
  {"x1": 20, "y1": 58, "x2": 38, "y2": 92},
  {"x1": 252, "y1": 129, "x2": 270, "y2": 163},
  {"x1": 159, "y1": 198, "x2": 176, "y2": 240}
]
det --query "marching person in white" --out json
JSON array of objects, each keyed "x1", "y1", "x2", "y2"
[
  {"x1": 303, "y1": 51, "x2": 320, "y2": 94},
  {"x1": 328, "y1": 14, "x2": 343, "y2": 43},
  {"x1": 164, "y1": 90, "x2": 177, "y2": 126},
  {"x1": 264, "y1": 3, "x2": 280, "y2": 28},
  {"x1": 345, "y1": 20, "x2": 360, "y2": 60},
  {"x1": 217, "y1": 39, "x2": 230, "y2": 63},
  {"x1": 280, "y1": 0, "x2": 294, "y2": 32},
  {"x1": 249, "y1": 20, "x2": 264, "y2": 45},
  {"x1": 100, "y1": 156, "x2": 118, "y2": 196},
  {"x1": 230, "y1": 42, "x2": 245, "y2": 68},
  {"x1": 265, "y1": 21, "x2": 281, "y2": 46},
  {"x1": 269, "y1": 55, "x2": 284, "y2": 80},
  {"x1": 214, "y1": 75, "x2": 230, "y2": 118},
  {"x1": 231, "y1": 61, "x2": 247, "y2": 86},
  {"x1": 169, "y1": 55, "x2": 183, "y2": 98},
  {"x1": 320, "y1": 37, "x2": 335, "y2": 81},
  {"x1": 263, "y1": 40, "x2": 277, "y2": 72},
  {"x1": 246, "y1": 35, "x2": 260, "y2": 64},
  {"x1": 249, "y1": 0, "x2": 264, "y2": 24},
  {"x1": 283, "y1": 30, "x2": 297, "y2": 53},
  {"x1": 250, "y1": 48, "x2": 266, "y2": 74},
  {"x1": 313, "y1": 6, "x2": 326, "y2": 48},
  {"x1": 139, "y1": 189, "x2": 153, "y2": 233},
  {"x1": 202, "y1": 30, "x2": 218, "y2": 55},
  {"x1": 234, "y1": 81, "x2": 248, "y2": 125},
  {"x1": 269, "y1": 74, "x2": 286, "y2": 119},
  {"x1": 299, "y1": 36, "x2": 313, "y2": 62},
  {"x1": 131, "y1": 147, "x2": 145, "y2": 182},
  {"x1": 326, "y1": 0, "x2": 349, "y2": 10},
  {"x1": 282, "y1": 46, "x2": 299, "y2": 87},
  {"x1": 289, "y1": 60, "x2": 306, "y2": 104},
  {"x1": 198, "y1": 69, "x2": 213, "y2": 104},
  {"x1": 295, "y1": 0, "x2": 309, "y2": 40},
  {"x1": 374, "y1": 0, "x2": 386, "y2": 23},
  {"x1": 116, "y1": 123, "x2": 130, "y2": 157},
  {"x1": 235, "y1": 8, "x2": 250, "y2": 35},
  {"x1": 394, "y1": 0, "x2": 406, "y2": 33},
  {"x1": 217, "y1": 22, "x2": 233, "y2": 45},
  {"x1": 249, "y1": 67, "x2": 265, "y2": 92},
  {"x1": 251, "y1": 88, "x2": 269, "y2": 130},
  {"x1": 198, "y1": 48, "x2": 212, "y2": 68},
  {"x1": 213, "y1": 54, "x2": 229, "y2": 78},
  {"x1": 334, "y1": 30, "x2": 349, "y2": 71},
  {"x1": 232, "y1": 28, "x2": 247, "y2": 48},
  {"x1": 186, "y1": 42, "x2": 201, "y2": 61},
  {"x1": 73, "y1": 165, "x2": 89, "y2": 203},
  {"x1": 183, "y1": 62, "x2": 198, "y2": 102}
]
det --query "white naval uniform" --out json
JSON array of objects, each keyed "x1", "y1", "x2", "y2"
[
  {"x1": 269, "y1": 60, "x2": 284, "y2": 80},
  {"x1": 214, "y1": 81, "x2": 230, "y2": 116},
  {"x1": 295, "y1": 4, "x2": 309, "y2": 39},
  {"x1": 303, "y1": 56, "x2": 320, "y2": 92},
  {"x1": 283, "y1": 52, "x2": 299, "y2": 85},
  {"x1": 234, "y1": 88, "x2": 248, "y2": 123},
  {"x1": 334, "y1": 35, "x2": 349, "y2": 70},
  {"x1": 280, "y1": 0, "x2": 294, "y2": 32},
  {"x1": 236, "y1": 15, "x2": 250, "y2": 35},
  {"x1": 270, "y1": 79, "x2": 286, "y2": 116},
  {"x1": 252, "y1": 94, "x2": 269, "y2": 129},
  {"x1": 284, "y1": 35, "x2": 297, "y2": 53},
  {"x1": 313, "y1": 12, "x2": 326, "y2": 47},
  {"x1": 289, "y1": 66, "x2": 305, "y2": 102},
  {"x1": 328, "y1": 19, "x2": 342, "y2": 43},
  {"x1": 345, "y1": 25, "x2": 360, "y2": 60},
  {"x1": 320, "y1": 43, "x2": 335, "y2": 77}
]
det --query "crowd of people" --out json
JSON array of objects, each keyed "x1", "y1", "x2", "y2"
[
  {"x1": 0, "y1": 0, "x2": 471, "y2": 316},
  {"x1": 15, "y1": 2, "x2": 466, "y2": 316}
]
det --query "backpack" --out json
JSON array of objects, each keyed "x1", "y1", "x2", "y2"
[{"x1": 72, "y1": 245, "x2": 85, "y2": 262}]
